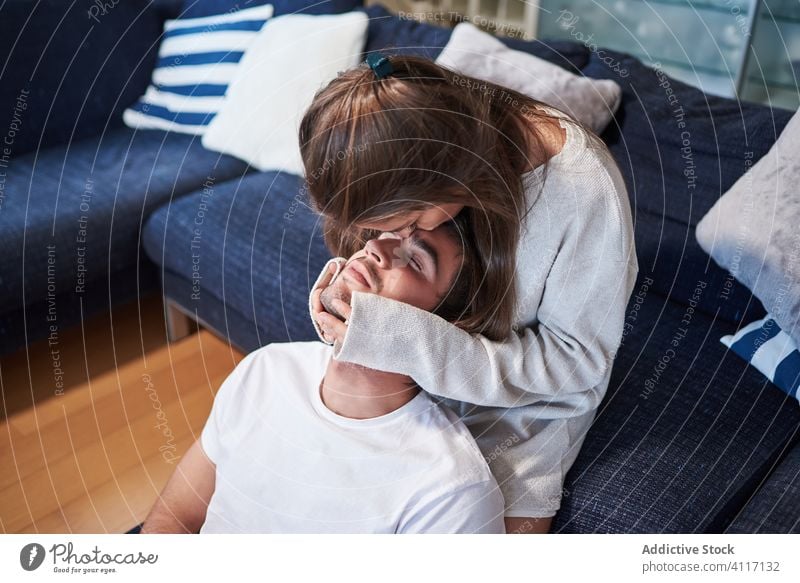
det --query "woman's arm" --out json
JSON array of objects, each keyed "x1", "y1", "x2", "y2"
[
  {"x1": 323, "y1": 258, "x2": 637, "y2": 410},
  {"x1": 140, "y1": 440, "x2": 216, "y2": 534}
]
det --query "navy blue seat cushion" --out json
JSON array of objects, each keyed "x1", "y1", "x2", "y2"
[
  {"x1": 553, "y1": 282, "x2": 800, "y2": 533},
  {"x1": 0, "y1": 0, "x2": 168, "y2": 156},
  {"x1": 142, "y1": 171, "x2": 331, "y2": 350},
  {"x1": 580, "y1": 48, "x2": 794, "y2": 325},
  {"x1": 725, "y1": 437, "x2": 800, "y2": 533},
  {"x1": 359, "y1": 3, "x2": 590, "y2": 71},
  {"x1": 181, "y1": 0, "x2": 363, "y2": 19},
  {"x1": 0, "y1": 127, "x2": 250, "y2": 353}
]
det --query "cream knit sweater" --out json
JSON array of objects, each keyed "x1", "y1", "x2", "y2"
[{"x1": 310, "y1": 106, "x2": 639, "y2": 518}]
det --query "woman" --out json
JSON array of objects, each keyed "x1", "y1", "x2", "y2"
[{"x1": 299, "y1": 53, "x2": 639, "y2": 534}]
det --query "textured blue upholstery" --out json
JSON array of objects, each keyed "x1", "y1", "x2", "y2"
[
  {"x1": 0, "y1": 0, "x2": 165, "y2": 156},
  {"x1": 0, "y1": 127, "x2": 250, "y2": 354},
  {"x1": 725, "y1": 438, "x2": 800, "y2": 533},
  {"x1": 552, "y1": 286, "x2": 800, "y2": 533},
  {"x1": 142, "y1": 170, "x2": 330, "y2": 351},
  {"x1": 582, "y1": 48, "x2": 794, "y2": 325}
]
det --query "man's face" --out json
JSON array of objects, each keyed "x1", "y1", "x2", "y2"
[{"x1": 320, "y1": 226, "x2": 464, "y2": 318}]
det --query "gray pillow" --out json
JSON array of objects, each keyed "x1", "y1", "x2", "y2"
[
  {"x1": 695, "y1": 109, "x2": 800, "y2": 344},
  {"x1": 435, "y1": 21, "x2": 621, "y2": 134}
]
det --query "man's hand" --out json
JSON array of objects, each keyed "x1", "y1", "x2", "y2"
[{"x1": 140, "y1": 439, "x2": 216, "y2": 534}]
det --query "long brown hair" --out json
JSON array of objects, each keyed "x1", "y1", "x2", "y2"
[
  {"x1": 299, "y1": 53, "x2": 606, "y2": 341},
  {"x1": 430, "y1": 211, "x2": 486, "y2": 334}
]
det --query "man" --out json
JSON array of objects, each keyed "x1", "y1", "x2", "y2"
[{"x1": 141, "y1": 218, "x2": 506, "y2": 533}]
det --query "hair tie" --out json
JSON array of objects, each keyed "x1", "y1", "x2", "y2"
[{"x1": 366, "y1": 52, "x2": 394, "y2": 79}]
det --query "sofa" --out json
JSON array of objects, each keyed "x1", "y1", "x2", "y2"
[{"x1": 2, "y1": 0, "x2": 798, "y2": 533}]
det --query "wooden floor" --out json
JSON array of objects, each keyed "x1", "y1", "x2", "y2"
[{"x1": 0, "y1": 294, "x2": 244, "y2": 533}]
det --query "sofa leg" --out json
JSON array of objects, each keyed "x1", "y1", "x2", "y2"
[{"x1": 164, "y1": 299, "x2": 198, "y2": 343}]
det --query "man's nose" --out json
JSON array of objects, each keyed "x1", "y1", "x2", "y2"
[{"x1": 364, "y1": 238, "x2": 400, "y2": 269}]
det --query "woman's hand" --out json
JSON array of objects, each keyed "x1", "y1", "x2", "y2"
[
  {"x1": 315, "y1": 298, "x2": 352, "y2": 346},
  {"x1": 309, "y1": 259, "x2": 351, "y2": 345}
]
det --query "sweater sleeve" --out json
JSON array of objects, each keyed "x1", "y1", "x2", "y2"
[{"x1": 332, "y1": 185, "x2": 638, "y2": 409}]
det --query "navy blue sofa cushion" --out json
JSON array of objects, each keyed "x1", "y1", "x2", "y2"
[
  {"x1": 553, "y1": 284, "x2": 800, "y2": 533},
  {"x1": 581, "y1": 48, "x2": 794, "y2": 326},
  {"x1": 181, "y1": 0, "x2": 363, "y2": 19},
  {"x1": 0, "y1": 128, "x2": 250, "y2": 354},
  {"x1": 0, "y1": 0, "x2": 167, "y2": 156},
  {"x1": 358, "y1": 3, "x2": 590, "y2": 72},
  {"x1": 725, "y1": 438, "x2": 800, "y2": 533},
  {"x1": 142, "y1": 171, "x2": 331, "y2": 350},
  {"x1": 357, "y1": 3, "x2": 452, "y2": 60}
]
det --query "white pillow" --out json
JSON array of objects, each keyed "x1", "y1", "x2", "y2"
[
  {"x1": 435, "y1": 22, "x2": 621, "y2": 134},
  {"x1": 696, "y1": 109, "x2": 800, "y2": 347},
  {"x1": 201, "y1": 12, "x2": 368, "y2": 175},
  {"x1": 123, "y1": 4, "x2": 275, "y2": 135}
]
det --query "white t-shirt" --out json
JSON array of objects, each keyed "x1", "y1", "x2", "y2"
[{"x1": 199, "y1": 341, "x2": 506, "y2": 533}]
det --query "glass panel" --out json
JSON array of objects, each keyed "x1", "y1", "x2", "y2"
[
  {"x1": 538, "y1": 0, "x2": 754, "y2": 97},
  {"x1": 742, "y1": 0, "x2": 800, "y2": 109}
]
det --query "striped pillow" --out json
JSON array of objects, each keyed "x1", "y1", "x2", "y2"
[
  {"x1": 123, "y1": 4, "x2": 275, "y2": 135},
  {"x1": 721, "y1": 315, "x2": 800, "y2": 402}
]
